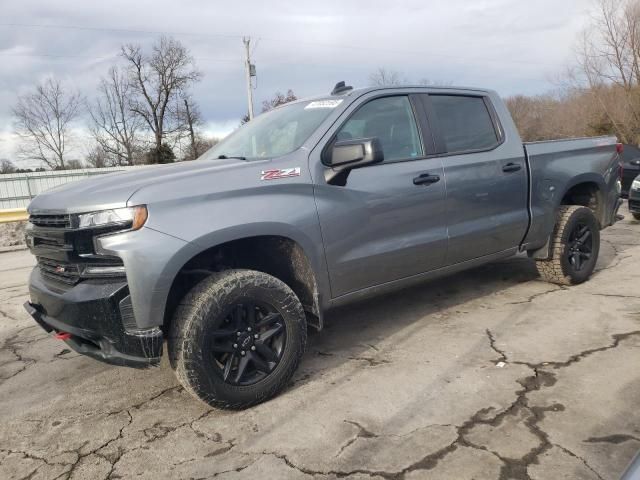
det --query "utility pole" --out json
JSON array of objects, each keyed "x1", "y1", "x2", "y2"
[
  {"x1": 243, "y1": 37, "x2": 255, "y2": 121},
  {"x1": 183, "y1": 98, "x2": 198, "y2": 159}
]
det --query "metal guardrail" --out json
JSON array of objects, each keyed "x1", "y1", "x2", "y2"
[
  {"x1": 0, "y1": 166, "x2": 145, "y2": 209},
  {"x1": 0, "y1": 208, "x2": 28, "y2": 223}
]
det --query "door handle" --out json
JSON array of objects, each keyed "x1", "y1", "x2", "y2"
[
  {"x1": 502, "y1": 162, "x2": 522, "y2": 173},
  {"x1": 413, "y1": 173, "x2": 441, "y2": 185}
]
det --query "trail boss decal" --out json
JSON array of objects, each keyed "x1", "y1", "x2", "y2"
[{"x1": 260, "y1": 167, "x2": 301, "y2": 181}]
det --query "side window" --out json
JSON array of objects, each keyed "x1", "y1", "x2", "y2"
[
  {"x1": 336, "y1": 96, "x2": 422, "y2": 161},
  {"x1": 429, "y1": 95, "x2": 499, "y2": 153}
]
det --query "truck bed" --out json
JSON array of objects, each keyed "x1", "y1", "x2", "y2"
[{"x1": 522, "y1": 135, "x2": 620, "y2": 251}]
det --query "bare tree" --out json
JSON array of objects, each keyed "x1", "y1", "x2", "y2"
[
  {"x1": 369, "y1": 68, "x2": 405, "y2": 87},
  {"x1": 89, "y1": 66, "x2": 142, "y2": 166},
  {"x1": 0, "y1": 159, "x2": 16, "y2": 174},
  {"x1": 121, "y1": 36, "x2": 201, "y2": 155},
  {"x1": 261, "y1": 90, "x2": 297, "y2": 112},
  {"x1": 86, "y1": 145, "x2": 110, "y2": 168},
  {"x1": 65, "y1": 159, "x2": 84, "y2": 170},
  {"x1": 573, "y1": 0, "x2": 640, "y2": 143},
  {"x1": 12, "y1": 78, "x2": 82, "y2": 169},
  {"x1": 175, "y1": 94, "x2": 203, "y2": 160}
]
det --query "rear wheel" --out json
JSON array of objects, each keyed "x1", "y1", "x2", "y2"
[
  {"x1": 535, "y1": 206, "x2": 600, "y2": 285},
  {"x1": 169, "y1": 269, "x2": 307, "y2": 409},
  {"x1": 633, "y1": 212, "x2": 640, "y2": 221}
]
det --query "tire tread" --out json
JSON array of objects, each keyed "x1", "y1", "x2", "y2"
[
  {"x1": 535, "y1": 205, "x2": 597, "y2": 285},
  {"x1": 168, "y1": 269, "x2": 306, "y2": 409}
]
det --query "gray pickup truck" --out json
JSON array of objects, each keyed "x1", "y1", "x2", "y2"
[{"x1": 24, "y1": 82, "x2": 622, "y2": 408}]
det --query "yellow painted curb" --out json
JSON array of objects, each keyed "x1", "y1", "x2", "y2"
[{"x1": 0, "y1": 208, "x2": 28, "y2": 223}]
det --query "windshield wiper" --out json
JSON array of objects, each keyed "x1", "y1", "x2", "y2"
[{"x1": 216, "y1": 154, "x2": 247, "y2": 160}]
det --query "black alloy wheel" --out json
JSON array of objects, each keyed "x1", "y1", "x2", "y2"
[
  {"x1": 211, "y1": 301, "x2": 286, "y2": 386},
  {"x1": 535, "y1": 205, "x2": 600, "y2": 285},
  {"x1": 169, "y1": 269, "x2": 307, "y2": 409},
  {"x1": 565, "y1": 221, "x2": 593, "y2": 272}
]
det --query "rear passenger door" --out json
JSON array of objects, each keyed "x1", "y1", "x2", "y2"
[{"x1": 421, "y1": 94, "x2": 529, "y2": 264}]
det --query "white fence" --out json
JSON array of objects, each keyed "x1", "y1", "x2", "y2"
[{"x1": 0, "y1": 166, "x2": 147, "y2": 209}]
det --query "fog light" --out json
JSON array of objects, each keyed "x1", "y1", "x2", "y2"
[{"x1": 83, "y1": 265, "x2": 126, "y2": 276}]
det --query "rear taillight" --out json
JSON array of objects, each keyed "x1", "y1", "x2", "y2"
[{"x1": 617, "y1": 143, "x2": 624, "y2": 179}]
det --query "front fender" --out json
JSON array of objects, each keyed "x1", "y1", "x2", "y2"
[
  {"x1": 96, "y1": 227, "x2": 202, "y2": 330},
  {"x1": 187, "y1": 221, "x2": 330, "y2": 305}
]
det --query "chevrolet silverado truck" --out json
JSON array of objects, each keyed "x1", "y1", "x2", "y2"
[{"x1": 24, "y1": 82, "x2": 623, "y2": 408}]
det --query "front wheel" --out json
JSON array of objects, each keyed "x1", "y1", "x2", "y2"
[
  {"x1": 535, "y1": 205, "x2": 600, "y2": 285},
  {"x1": 633, "y1": 212, "x2": 640, "y2": 221},
  {"x1": 169, "y1": 269, "x2": 307, "y2": 409}
]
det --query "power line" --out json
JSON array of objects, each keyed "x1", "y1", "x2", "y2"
[
  {"x1": 0, "y1": 52, "x2": 238, "y2": 64},
  {"x1": 0, "y1": 22, "x2": 565, "y2": 68},
  {"x1": 0, "y1": 22, "x2": 242, "y2": 40}
]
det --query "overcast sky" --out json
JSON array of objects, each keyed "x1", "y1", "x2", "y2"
[{"x1": 0, "y1": 0, "x2": 594, "y2": 164}]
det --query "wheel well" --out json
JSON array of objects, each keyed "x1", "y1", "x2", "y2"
[
  {"x1": 560, "y1": 182, "x2": 603, "y2": 225},
  {"x1": 164, "y1": 236, "x2": 321, "y2": 332}
]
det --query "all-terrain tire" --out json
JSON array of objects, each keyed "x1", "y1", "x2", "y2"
[
  {"x1": 168, "y1": 269, "x2": 307, "y2": 409},
  {"x1": 535, "y1": 206, "x2": 600, "y2": 285}
]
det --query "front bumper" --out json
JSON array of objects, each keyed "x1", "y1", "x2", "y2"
[
  {"x1": 629, "y1": 189, "x2": 640, "y2": 213},
  {"x1": 25, "y1": 268, "x2": 162, "y2": 368}
]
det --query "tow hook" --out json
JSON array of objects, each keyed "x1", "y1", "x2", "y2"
[{"x1": 54, "y1": 332, "x2": 72, "y2": 340}]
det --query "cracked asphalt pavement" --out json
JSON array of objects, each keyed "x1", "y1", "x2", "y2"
[{"x1": 1, "y1": 207, "x2": 640, "y2": 480}]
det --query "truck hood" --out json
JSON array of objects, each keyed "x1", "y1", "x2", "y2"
[{"x1": 27, "y1": 159, "x2": 251, "y2": 214}]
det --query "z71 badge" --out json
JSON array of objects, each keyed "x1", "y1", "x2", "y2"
[{"x1": 260, "y1": 167, "x2": 301, "y2": 180}]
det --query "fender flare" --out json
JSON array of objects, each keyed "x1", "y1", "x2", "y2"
[{"x1": 156, "y1": 222, "x2": 331, "y2": 327}]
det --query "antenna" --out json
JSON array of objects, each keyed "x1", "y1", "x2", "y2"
[{"x1": 331, "y1": 81, "x2": 353, "y2": 95}]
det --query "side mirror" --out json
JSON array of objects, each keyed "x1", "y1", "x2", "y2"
[{"x1": 325, "y1": 137, "x2": 384, "y2": 184}]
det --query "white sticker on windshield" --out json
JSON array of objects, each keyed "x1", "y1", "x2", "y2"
[{"x1": 304, "y1": 99, "x2": 343, "y2": 109}]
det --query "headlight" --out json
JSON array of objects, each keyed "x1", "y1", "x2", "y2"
[
  {"x1": 76, "y1": 206, "x2": 147, "y2": 230},
  {"x1": 632, "y1": 179, "x2": 640, "y2": 191}
]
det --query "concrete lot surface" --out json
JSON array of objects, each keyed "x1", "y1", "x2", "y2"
[{"x1": 1, "y1": 208, "x2": 639, "y2": 479}]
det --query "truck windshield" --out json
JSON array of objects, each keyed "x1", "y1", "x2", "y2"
[{"x1": 200, "y1": 100, "x2": 339, "y2": 161}]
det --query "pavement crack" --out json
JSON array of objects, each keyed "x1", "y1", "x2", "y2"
[
  {"x1": 264, "y1": 451, "x2": 396, "y2": 479},
  {"x1": 596, "y1": 240, "x2": 631, "y2": 271},
  {"x1": 348, "y1": 355, "x2": 392, "y2": 367},
  {"x1": 554, "y1": 443, "x2": 605, "y2": 480},
  {"x1": 486, "y1": 329, "x2": 508, "y2": 363},
  {"x1": 519, "y1": 330, "x2": 640, "y2": 370},
  {"x1": 0, "y1": 328, "x2": 44, "y2": 383},
  {"x1": 466, "y1": 328, "x2": 640, "y2": 479},
  {"x1": 401, "y1": 366, "x2": 562, "y2": 479},
  {"x1": 505, "y1": 286, "x2": 567, "y2": 305},
  {"x1": 584, "y1": 434, "x2": 640, "y2": 444},
  {"x1": 589, "y1": 293, "x2": 640, "y2": 299},
  {"x1": 335, "y1": 420, "x2": 378, "y2": 457},
  {"x1": 0, "y1": 306, "x2": 20, "y2": 321}
]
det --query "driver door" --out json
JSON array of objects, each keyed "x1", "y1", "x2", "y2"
[{"x1": 312, "y1": 94, "x2": 448, "y2": 298}]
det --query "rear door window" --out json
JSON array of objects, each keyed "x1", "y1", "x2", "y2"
[{"x1": 429, "y1": 95, "x2": 499, "y2": 153}]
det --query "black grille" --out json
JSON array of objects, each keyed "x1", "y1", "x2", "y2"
[
  {"x1": 37, "y1": 257, "x2": 81, "y2": 285},
  {"x1": 29, "y1": 214, "x2": 71, "y2": 229},
  {"x1": 630, "y1": 199, "x2": 640, "y2": 210}
]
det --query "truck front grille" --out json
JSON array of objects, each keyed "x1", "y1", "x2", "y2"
[
  {"x1": 37, "y1": 257, "x2": 81, "y2": 285},
  {"x1": 28, "y1": 213, "x2": 125, "y2": 286},
  {"x1": 29, "y1": 214, "x2": 71, "y2": 229}
]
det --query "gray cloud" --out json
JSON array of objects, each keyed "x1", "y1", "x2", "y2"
[{"x1": 0, "y1": 0, "x2": 593, "y2": 161}]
